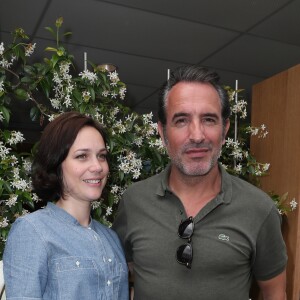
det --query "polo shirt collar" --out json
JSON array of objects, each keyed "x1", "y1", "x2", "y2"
[{"x1": 155, "y1": 163, "x2": 233, "y2": 205}]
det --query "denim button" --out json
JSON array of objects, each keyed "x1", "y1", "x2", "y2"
[
  {"x1": 107, "y1": 280, "x2": 111, "y2": 286},
  {"x1": 75, "y1": 261, "x2": 80, "y2": 267},
  {"x1": 108, "y1": 258, "x2": 112, "y2": 262}
]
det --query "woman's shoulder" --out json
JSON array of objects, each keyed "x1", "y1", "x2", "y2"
[{"x1": 92, "y1": 221, "x2": 120, "y2": 242}]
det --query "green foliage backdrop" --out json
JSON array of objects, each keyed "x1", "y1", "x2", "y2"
[{"x1": 0, "y1": 18, "x2": 296, "y2": 259}]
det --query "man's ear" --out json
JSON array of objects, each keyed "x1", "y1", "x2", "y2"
[
  {"x1": 222, "y1": 119, "x2": 230, "y2": 144},
  {"x1": 158, "y1": 121, "x2": 166, "y2": 146}
]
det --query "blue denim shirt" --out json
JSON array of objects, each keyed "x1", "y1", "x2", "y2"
[{"x1": 3, "y1": 202, "x2": 129, "y2": 300}]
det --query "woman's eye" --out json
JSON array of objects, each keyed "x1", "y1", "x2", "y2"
[
  {"x1": 97, "y1": 153, "x2": 107, "y2": 160},
  {"x1": 76, "y1": 154, "x2": 87, "y2": 159}
]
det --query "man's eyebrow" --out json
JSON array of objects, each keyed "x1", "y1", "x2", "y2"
[
  {"x1": 172, "y1": 112, "x2": 189, "y2": 121},
  {"x1": 202, "y1": 112, "x2": 219, "y2": 119}
]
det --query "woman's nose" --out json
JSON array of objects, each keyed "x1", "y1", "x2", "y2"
[{"x1": 89, "y1": 157, "x2": 103, "y2": 172}]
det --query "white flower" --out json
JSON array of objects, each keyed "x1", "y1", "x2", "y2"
[
  {"x1": 262, "y1": 163, "x2": 270, "y2": 172},
  {"x1": 0, "y1": 42, "x2": 4, "y2": 55},
  {"x1": 142, "y1": 112, "x2": 153, "y2": 124},
  {"x1": 91, "y1": 200, "x2": 101, "y2": 209},
  {"x1": 111, "y1": 185, "x2": 119, "y2": 194},
  {"x1": 50, "y1": 98, "x2": 61, "y2": 110},
  {"x1": 79, "y1": 70, "x2": 98, "y2": 84},
  {"x1": 32, "y1": 193, "x2": 42, "y2": 203},
  {"x1": 7, "y1": 131, "x2": 25, "y2": 145},
  {"x1": 234, "y1": 164, "x2": 242, "y2": 174},
  {"x1": 134, "y1": 137, "x2": 143, "y2": 147},
  {"x1": 63, "y1": 95, "x2": 72, "y2": 107},
  {"x1": 119, "y1": 87, "x2": 126, "y2": 100},
  {"x1": 290, "y1": 198, "x2": 297, "y2": 211},
  {"x1": 21, "y1": 209, "x2": 29, "y2": 216},
  {"x1": 102, "y1": 90, "x2": 109, "y2": 97},
  {"x1": 110, "y1": 91, "x2": 118, "y2": 99},
  {"x1": 6, "y1": 194, "x2": 18, "y2": 207},
  {"x1": 117, "y1": 151, "x2": 142, "y2": 179},
  {"x1": 22, "y1": 158, "x2": 32, "y2": 173},
  {"x1": 0, "y1": 142, "x2": 11, "y2": 159},
  {"x1": 108, "y1": 70, "x2": 119, "y2": 82},
  {"x1": 105, "y1": 207, "x2": 113, "y2": 216},
  {"x1": 0, "y1": 80, "x2": 4, "y2": 92},
  {"x1": 25, "y1": 43, "x2": 36, "y2": 57},
  {"x1": 82, "y1": 90, "x2": 91, "y2": 102},
  {"x1": 0, "y1": 217, "x2": 9, "y2": 228}
]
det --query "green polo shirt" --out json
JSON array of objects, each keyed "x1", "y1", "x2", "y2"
[{"x1": 113, "y1": 165, "x2": 287, "y2": 300}]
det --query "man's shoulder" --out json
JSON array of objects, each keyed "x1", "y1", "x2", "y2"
[
  {"x1": 125, "y1": 170, "x2": 164, "y2": 192},
  {"x1": 225, "y1": 171, "x2": 275, "y2": 208}
]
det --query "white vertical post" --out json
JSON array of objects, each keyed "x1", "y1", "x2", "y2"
[
  {"x1": 167, "y1": 69, "x2": 170, "y2": 80},
  {"x1": 84, "y1": 52, "x2": 87, "y2": 71},
  {"x1": 234, "y1": 79, "x2": 238, "y2": 168}
]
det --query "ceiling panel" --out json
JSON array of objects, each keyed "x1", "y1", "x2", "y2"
[
  {"x1": 249, "y1": 0, "x2": 300, "y2": 45},
  {"x1": 1, "y1": 0, "x2": 300, "y2": 129},
  {"x1": 203, "y1": 35, "x2": 300, "y2": 78},
  {"x1": 103, "y1": 0, "x2": 292, "y2": 31},
  {"x1": 0, "y1": 0, "x2": 48, "y2": 35},
  {"x1": 36, "y1": 0, "x2": 238, "y2": 63}
]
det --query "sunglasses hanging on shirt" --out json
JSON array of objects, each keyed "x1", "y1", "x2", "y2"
[{"x1": 176, "y1": 216, "x2": 194, "y2": 269}]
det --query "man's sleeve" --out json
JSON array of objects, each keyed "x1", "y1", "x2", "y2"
[
  {"x1": 253, "y1": 205, "x2": 287, "y2": 281},
  {"x1": 112, "y1": 194, "x2": 133, "y2": 262}
]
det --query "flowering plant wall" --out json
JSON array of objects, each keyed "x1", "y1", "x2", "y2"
[{"x1": 0, "y1": 18, "x2": 296, "y2": 259}]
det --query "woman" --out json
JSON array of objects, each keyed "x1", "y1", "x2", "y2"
[{"x1": 3, "y1": 112, "x2": 128, "y2": 300}]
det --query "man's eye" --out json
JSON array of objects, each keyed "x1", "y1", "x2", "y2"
[
  {"x1": 174, "y1": 118, "x2": 188, "y2": 126},
  {"x1": 203, "y1": 118, "x2": 216, "y2": 125}
]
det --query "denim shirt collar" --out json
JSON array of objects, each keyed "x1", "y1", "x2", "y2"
[{"x1": 46, "y1": 202, "x2": 94, "y2": 228}]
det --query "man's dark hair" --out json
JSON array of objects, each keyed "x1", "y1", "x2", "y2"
[{"x1": 158, "y1": 65, "x2": 231, "y2": 126}]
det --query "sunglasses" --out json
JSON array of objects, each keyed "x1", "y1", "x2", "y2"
[{"x1": 176, "y1": 216, "x2": 194, "y2": 269}]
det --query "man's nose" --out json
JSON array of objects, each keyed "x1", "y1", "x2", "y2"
[{"x1": 189, "y1": 121, "x2": 205, "y2": 142}]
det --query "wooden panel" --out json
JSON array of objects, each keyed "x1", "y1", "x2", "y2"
[{"x1": 251, "y1": 64, "x2": 300, "y2": 300}]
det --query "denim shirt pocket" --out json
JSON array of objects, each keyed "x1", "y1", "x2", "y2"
[
  {"x1": 105, "y1": 259, "x2": 127, "y2": 298},
  {"x1": 51, "y1": 256, "x2": 99, "y2": 300}
]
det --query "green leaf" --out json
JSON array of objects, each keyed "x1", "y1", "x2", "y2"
[
  {"x1": 63, "y1": 31, "x2": 72, "y2": 37},
  {"x1": 50, "y1": 54, "x2": 60, "y2": 68},
  {"x1": 55, "y1": 17, "x2": 63, "y2": 28},
  {"x1": 21, "y1": 76, "x2": 34, "y2": 84},
  {"x1": 14, "y1": 88, "x2": 29, "y2": 100},
  {"x1": 88, "y1": 87, "x2": 96, "y2": 100},
  {"x1": 39, "y1": 79, "x2": 50, "y2": 98},
  {"x1": 0, "y1": 106, "x2": 10, "y2": 123},
  {"x1": 45, "y1": 47, "x2": 58, "y2": 52},
  {"x1": 73, "y1": 89, "x2": 82, "y2": 102},
  {"x1": 44, "y1": 26, "x2": 55, "y2": 36},
  {"x1": 3, "y1": 181, "x2": 12, "y2": 194},
  {"x1": 30, "y1": 106, "x2": 40, "y2": 121},
  {"x1": 24, "y1": 65, "x2": 35, "y2": 76}
]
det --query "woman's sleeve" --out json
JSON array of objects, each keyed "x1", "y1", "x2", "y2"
[{"x1": 3, "y1": 217, "x2": 48, "y2": 299}]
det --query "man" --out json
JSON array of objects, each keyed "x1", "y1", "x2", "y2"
[{"x1": 113, "y1": 65, "x2": 287, "y2": 300}]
